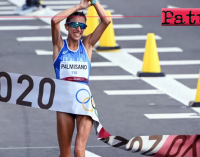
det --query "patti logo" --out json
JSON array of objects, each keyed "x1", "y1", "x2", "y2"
[{"x1": 76, "y1": 89, "x2": 98, "y2": 117}]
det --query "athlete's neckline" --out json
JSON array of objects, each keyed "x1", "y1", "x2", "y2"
[{"x1": 66, "y1": 39, "x2": 80, "y2": 52}]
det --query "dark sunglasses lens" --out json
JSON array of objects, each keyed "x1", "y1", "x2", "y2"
[
  {"x1": 68, "y1": 22, "x2": 87, "y2": 29},
  {"x1": 68, "y1": 22, "x2": 76, "y2": 28},
  {"x1": 72, "y1": 23, "x2": 78, "y2": 28},
  {"x1": 79, "y1": 23, "x2": 87, "y2": 29}
]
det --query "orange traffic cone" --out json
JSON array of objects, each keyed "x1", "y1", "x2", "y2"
[
  {"x1": 189, "y1": 70, "x2": 200, "y2": 107},
  {"x1": 137, "y1": 33, "x2": 165, "y2": 77}
]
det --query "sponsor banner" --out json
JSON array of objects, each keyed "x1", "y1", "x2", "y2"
[
  {"x1": 161, "y1": 8, "x2": 200, "y2": 26},
  {"x1": 0, "y1": 71, "x2": 200, "y2": 157}
]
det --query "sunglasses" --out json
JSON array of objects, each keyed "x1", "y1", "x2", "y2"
[{"x1": 66, "y1": 22, "x2": 87, "y2": 29}]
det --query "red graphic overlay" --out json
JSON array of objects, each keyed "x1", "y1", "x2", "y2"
[{"x1": 161, "y1": 8, "x2": 200, "y2": 26}]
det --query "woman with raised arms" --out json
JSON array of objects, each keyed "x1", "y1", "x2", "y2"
[{"x1": 51, "y1": 0, "x2": 111, "y2": 156}]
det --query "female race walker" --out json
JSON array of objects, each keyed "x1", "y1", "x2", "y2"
[{"x1": 51, "y1": 0, "x2": 111, "y2": 156}]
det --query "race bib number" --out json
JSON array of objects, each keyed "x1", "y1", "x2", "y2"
[{"x1": 60, "y1": 61, "x2": 88, "y2": 80}]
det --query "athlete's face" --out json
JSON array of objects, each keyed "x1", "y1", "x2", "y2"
[{"x1": 65, "y1": 16, "x2": 86, "y2": 40}]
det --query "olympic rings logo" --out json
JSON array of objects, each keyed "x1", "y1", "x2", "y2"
[{"x1": 76, "y1": 89, "x2": 98, "y2": 117}]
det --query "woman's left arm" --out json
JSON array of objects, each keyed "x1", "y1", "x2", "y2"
[{"x1": 83, "y1": 0, "x2": 111, "y2": 59}]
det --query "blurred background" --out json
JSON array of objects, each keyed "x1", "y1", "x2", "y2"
[{"x1": 0, "y1": 0, "x2": 200, "y2": 156}]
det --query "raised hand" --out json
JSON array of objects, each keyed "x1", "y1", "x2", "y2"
[{"x1": 79, "y1": 0, "x2": 91, "y2": 10}]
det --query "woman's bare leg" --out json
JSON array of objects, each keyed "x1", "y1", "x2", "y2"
[
  {"x1": 57, "y1": 112, "x2": 75, "y2": 157},
  {"x1": 74, "y1": 115, "x2": 93, "y2": 157}
]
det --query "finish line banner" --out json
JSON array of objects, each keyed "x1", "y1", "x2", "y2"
[{"x1": 0, "y1": 71, "x2": 200, "y2": 157}]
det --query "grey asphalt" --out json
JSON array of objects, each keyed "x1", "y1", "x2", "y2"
[{"x1": 0, "y1": 0, "x2": 200, "y2": 157}]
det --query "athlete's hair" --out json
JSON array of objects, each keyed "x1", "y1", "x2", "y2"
[{"x1": 66, "y1": 12, "x2": 87, "y2": 23}]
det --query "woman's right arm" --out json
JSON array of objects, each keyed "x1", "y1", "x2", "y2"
[{"x1": 51, "y1": 5, "x2": 81, "y2": 61}]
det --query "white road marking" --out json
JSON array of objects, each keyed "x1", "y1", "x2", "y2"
[
  {"x1": 145, "y1": 113, "x2": 200, "y2": 119},
  {"x1": 0, "y1": 6, "x2": 16, "y2": 10},
  {"x1": 86, "y1": 151, "x2": 101, "y2": 157},
  {"x1": 49, "y1": 4, "x2": 108, "y2": 9},
  {"x1": 89, "y1": 75, "x2": 139, "y2": 81},
  {"x1": 113, "y1": 24, "x2": 142, "y2": 29},
  {"x1": 111, "y1": 14, "x2": 124, "y2": 18},
  {"x1": 160, "y1": 60, "x2": 200, "y2": 65},
  {"x1": 0, "y1": 17, "x2": 36, "y2": 20},
  {"x1": 0, "y1": 2, "x2": 10, "y2": 5},
  {"x1": 115, "y1": 35, "x2": 162, "y2": 40},
  {"x1": 98, "y1": 51, "x2": 200, "y2": 114},
  {"x1": 91, "y1": 62, "x2": 116, "y2": 67},
  {"x1": 167, "y1": 74, "x2": 199, "y2": 79},
  {"x1": 35, "y1": 50, "x2": 53, "y2": 55},
  {"x1": 123, "y1": 47, "x2": 183, "y2": 53},
  {"x1": 18, "y1": 35, "x2": 162, "y2": 41},
  {"x1": 192, "y1": 89, "x2": 197, "y2": 94},
  {"x1": 104, "y1": 89, "x2": 165, "y2": 95},
  {"x1": 0, "y1": 11, "x2": 13, "y2": 15},
  {"x1": 167, "y1": 5, "x2": 178, "y2": 8},
  {"x1": 0, "y1": 25, "x2": 50, "y2": 30},
  {"x1": 17, "y1": 36, "x2": 58, "y2": 41}
]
